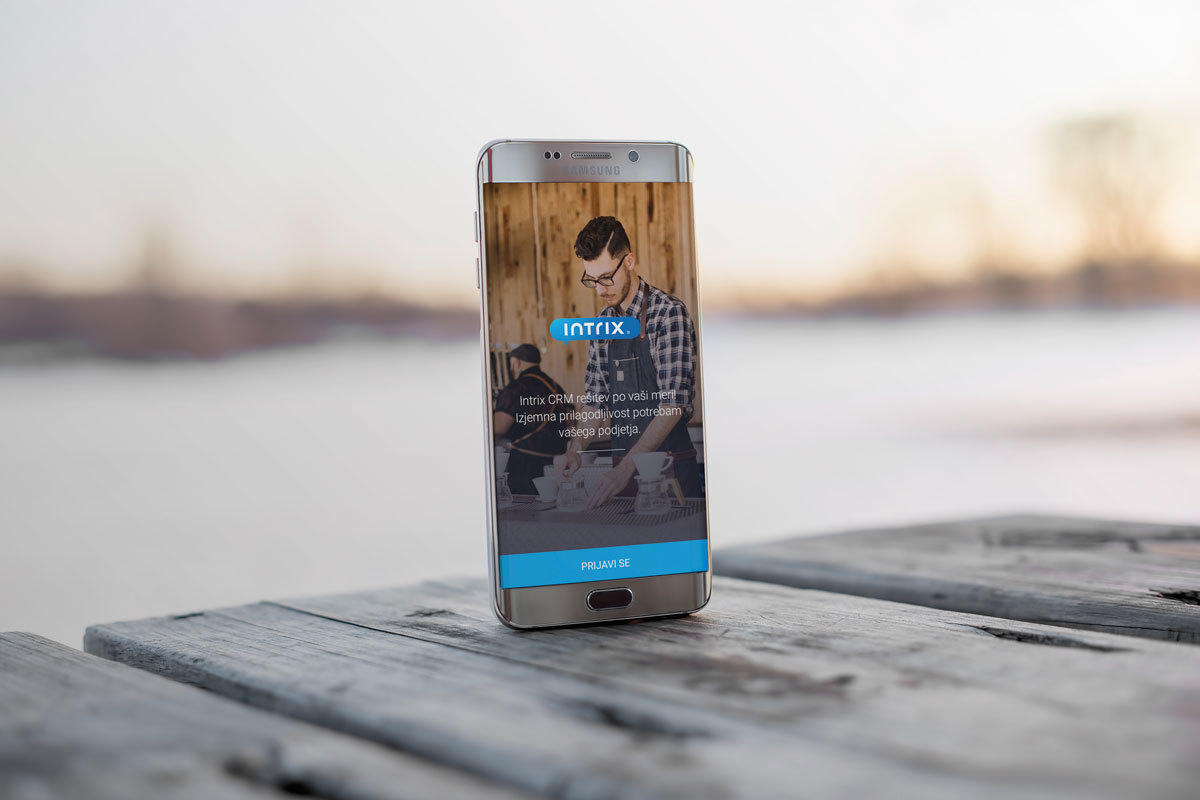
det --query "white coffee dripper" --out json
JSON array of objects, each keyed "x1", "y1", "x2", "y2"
[
  {"x1": 631, "y1": 452, "x2": 672, "y2": 514},
  {"x1": 631, "y1": 452, "x2": 672, "y2": 478}
]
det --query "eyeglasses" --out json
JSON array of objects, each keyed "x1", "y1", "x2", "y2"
[{"x1": 580, "y1": 254, "x2": 627, "y2": 288}]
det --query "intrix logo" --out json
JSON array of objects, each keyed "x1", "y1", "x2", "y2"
[{"x1": 551, "y1": 316, "x2": 641, "y2": 342}]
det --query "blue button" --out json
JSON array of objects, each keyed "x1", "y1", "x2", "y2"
[{"x1": 499, "y1": 539, "x2": 708, "y2": 589}]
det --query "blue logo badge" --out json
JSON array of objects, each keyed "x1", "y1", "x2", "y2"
[{"x1": 551, "y1": 316, "x2": 641, "y2": 342}]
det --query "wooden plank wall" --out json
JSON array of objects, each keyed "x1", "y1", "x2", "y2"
[{"x1": 483, "y1": 182, "x2": 701, "y2": 422}]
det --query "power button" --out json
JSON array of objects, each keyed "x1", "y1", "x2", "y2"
[{"x1": 475, "y1": 257, "x2": 481, "y2": 289}]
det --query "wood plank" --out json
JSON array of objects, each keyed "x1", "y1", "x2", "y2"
[
  {"x1": 0, "y1": 632, "x2": 530, "y2": 800},
  {"x1": 86, "y1": 577, "x2": 1200, "y2": 800},
  {"x1": 714, "y1": 514, "x2": 1200, "y2": 643}
]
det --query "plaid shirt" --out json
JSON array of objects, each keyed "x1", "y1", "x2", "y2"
[{"x1": 583, "y1": 278, "x2": 696, "y2": 415}]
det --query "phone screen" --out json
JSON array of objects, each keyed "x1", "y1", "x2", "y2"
[{"x1": 483, "y1": 181, "x2": 708, "y2": 590}]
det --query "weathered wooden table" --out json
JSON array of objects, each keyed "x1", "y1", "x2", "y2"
[
  {"x1": 0, "y1": 633, "x2": 530, "y2": 799},
  {"x1": 3, "y1": 515, "x2": 1199, "y2": 799},
  {"x1": 716, "y1": 514, "x2": 1200, "y2": 643}
]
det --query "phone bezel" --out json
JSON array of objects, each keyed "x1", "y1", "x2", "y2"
[{"x1": 475, "y1": 140, "x2": 712, "y2": 629}]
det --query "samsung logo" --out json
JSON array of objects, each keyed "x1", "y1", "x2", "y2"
[{"x1": 566, "y1": 165, "x2": 622, "y2": 176}]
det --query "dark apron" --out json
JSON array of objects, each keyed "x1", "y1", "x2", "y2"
[{"x1": 606, "y1": 301, "x2": 701, "y2": 497}]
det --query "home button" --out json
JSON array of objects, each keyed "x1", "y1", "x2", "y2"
[{"x1": 586, "y1": 588, "x2": 633, "y2": 611}]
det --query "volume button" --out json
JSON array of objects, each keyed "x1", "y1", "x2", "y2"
[{"x1": 474, "y1": 211, "x2": 479, "y2": 243}]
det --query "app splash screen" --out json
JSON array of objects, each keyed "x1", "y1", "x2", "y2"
[{"x1": 483, "y1": 183, "x2": 708, "y2": 589}]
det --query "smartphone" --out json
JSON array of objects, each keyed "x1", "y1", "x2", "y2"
[{"x1": 475, "y1": 140, "x2": 711, "y2": 628}]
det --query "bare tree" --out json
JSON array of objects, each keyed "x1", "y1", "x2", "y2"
[{"x1": 1048, "y1": 113, "x2": 1167, "y2": 265}]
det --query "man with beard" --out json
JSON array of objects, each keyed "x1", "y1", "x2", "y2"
[{"x1": 554, "y1": 216, "x2": 700, "y2": 508}]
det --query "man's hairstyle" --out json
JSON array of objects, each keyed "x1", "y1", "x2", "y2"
[{"x1": 574, "y1": 216, "x2": 630, "y2": 261}]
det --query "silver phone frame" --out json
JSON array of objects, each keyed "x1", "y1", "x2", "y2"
[{"x1": 475, "y1": 139, "x2": 712, "y2": 629}]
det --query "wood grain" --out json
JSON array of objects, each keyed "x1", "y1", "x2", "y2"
[
  {"x1": 0, "y1": 632, "x2": 531, "y2": 800},
  {"x1": 714, "y1": 514, "x2": 1200, "y2": 642},
  {"x1": 86, "y1": 576, "x2": 1200, "y2": 800}
]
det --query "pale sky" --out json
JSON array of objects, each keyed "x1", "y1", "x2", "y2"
[{"x1": 2, "y1": 0, "x2": 1199, "y2": 305}]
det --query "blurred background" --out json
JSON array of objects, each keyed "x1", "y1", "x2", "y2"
[{"x1": 3, "y1": 1, "x2": 1199, "y2": 645}]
